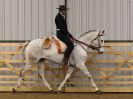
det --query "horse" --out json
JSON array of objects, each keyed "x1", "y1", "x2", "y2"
[{"x1": 13, "y1": 30, "x2": 105, "y2": 92}]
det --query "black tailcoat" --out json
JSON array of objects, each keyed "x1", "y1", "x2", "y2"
[{"x1": 55, "y1": 13, "x2": 72, "y2": 37}]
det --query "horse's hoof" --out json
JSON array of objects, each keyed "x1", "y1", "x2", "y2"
[
  {"x1": 56, "y1": 90, "x2": 64, "y2": 94},
  {"x1": 105, "y1": 76, "x2": 110, "y2": 80},
  {"x1": 49, "y1": 90, "x2": 55, "y2": 94},
  {"x1": 12, "y1": 88, "x2": 17, "y2": 93},
  {"x1": 67, "y1": 84, "x2": 75, "y2": 87},
  {"x1": 70, "y1": 84, "x2": 75, "y2": 87},
  {"x1": 95, "y1": 89, "x2": 101, "y2": 94}
]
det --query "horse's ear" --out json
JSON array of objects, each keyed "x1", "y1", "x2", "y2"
[
  {"x1": 98, "y1": 31, "x2": 101, "y2": 34},
  {"x1": 101, "y1": 30, "x2": 105, "y2": 35}
]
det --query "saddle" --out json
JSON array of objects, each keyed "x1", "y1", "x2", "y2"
[
  {"x1": 52, "y1": 36, "x2": 67, "y2": 54},
  {"x1": 42, "y1": 36, "x2": 67, "y2": 54}
]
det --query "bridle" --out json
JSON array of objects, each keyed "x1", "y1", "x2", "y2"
[
  {"x1": 73, "y1": 31, "x2": 104, "y2": 53},
  {"x1": 91, "y1": 31, "x2": 104, "y2": 52}
]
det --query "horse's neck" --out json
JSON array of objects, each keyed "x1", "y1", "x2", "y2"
[
  {"x1": 78, "y1": 34, "x2": 93, "y2": 45},
  {"x1": 76, "y1": 37, "x2": 91, "y2": 51},
  {"x1": 76, "y1": 32, "x2": 98, "y2": 51}
]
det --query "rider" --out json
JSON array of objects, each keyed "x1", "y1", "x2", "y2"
[{"x1": 55, "y1": 5, "x2": 74, "y2": 65}]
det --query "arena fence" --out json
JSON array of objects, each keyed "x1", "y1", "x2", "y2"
[{"x1": 0, "y1": 41, "x2": 133, "y2": 92}]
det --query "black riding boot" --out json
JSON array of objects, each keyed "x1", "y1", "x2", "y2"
[
  {"x1": 62, "y1": 45, "x2": 74, "y2": 65},
  {"x1": 62, "y1": 56, "x2": 69, "y2": 65}
]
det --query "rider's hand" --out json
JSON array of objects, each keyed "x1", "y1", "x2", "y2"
[{"x1": 71, "y1": 37, "x2": 76, "y2": 43}]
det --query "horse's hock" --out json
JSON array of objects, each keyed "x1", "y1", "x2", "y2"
[{"x1": 0, "y1": 41, "x2": 133, "y2": 92}]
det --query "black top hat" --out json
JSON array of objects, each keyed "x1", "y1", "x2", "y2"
[{"x1": 56, "y1": 5, "x2": 69, "y2": 10}]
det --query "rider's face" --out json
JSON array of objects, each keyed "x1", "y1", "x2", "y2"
[{"x1": 60, "y1": 10, "x2": 66, "y2": 15}]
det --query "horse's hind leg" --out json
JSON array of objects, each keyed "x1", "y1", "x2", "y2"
[
  {"x1": 58, "y1": 66, "x2": 74, "y2": 91},
  {"x1": 38, "y1": 61, "x2": 52, "y2": 90},
  {"x1": 13, "y1": 65, "x2": 32, "y2": 91},
  {"x1": 13, "y1": 54, "x2": 34, "y2": 91},
  {"x1": 76, "y1": 63, "x2": 99, "y2": 91}
]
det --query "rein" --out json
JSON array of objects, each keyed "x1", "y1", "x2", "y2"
[
  {"x1": 72, "y1": 31, "x2": 105, "y2": 52},
  {"x1": 72, "y1": 38, "x2": 99, "y2": 51}
]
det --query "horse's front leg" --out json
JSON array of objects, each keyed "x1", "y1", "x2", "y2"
[
  {"x1": 58, "y1": 66, "x2": 74, "y2": 91},
  {"x1": 76, "y1": 63, "x2": 99, "y2": 92}
]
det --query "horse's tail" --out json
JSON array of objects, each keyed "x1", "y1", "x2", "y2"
[{"x1": 17, "y1": 41, "x2": 30, "y2": 60}]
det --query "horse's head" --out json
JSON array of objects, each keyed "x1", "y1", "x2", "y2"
[{"x1": 90, "y1": 30, "x2": 105, "y2": 54}]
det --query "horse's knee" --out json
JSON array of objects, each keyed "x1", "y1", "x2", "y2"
[
  {"x1": 19, "y1": 68, "x2": 25, "y2": 77},
  {"x1": 19, "y1": 70, "x2": 22, "y2": 77},
  {"x1": 19, "y1": 66, "x2": 32, "y2": 77}
]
